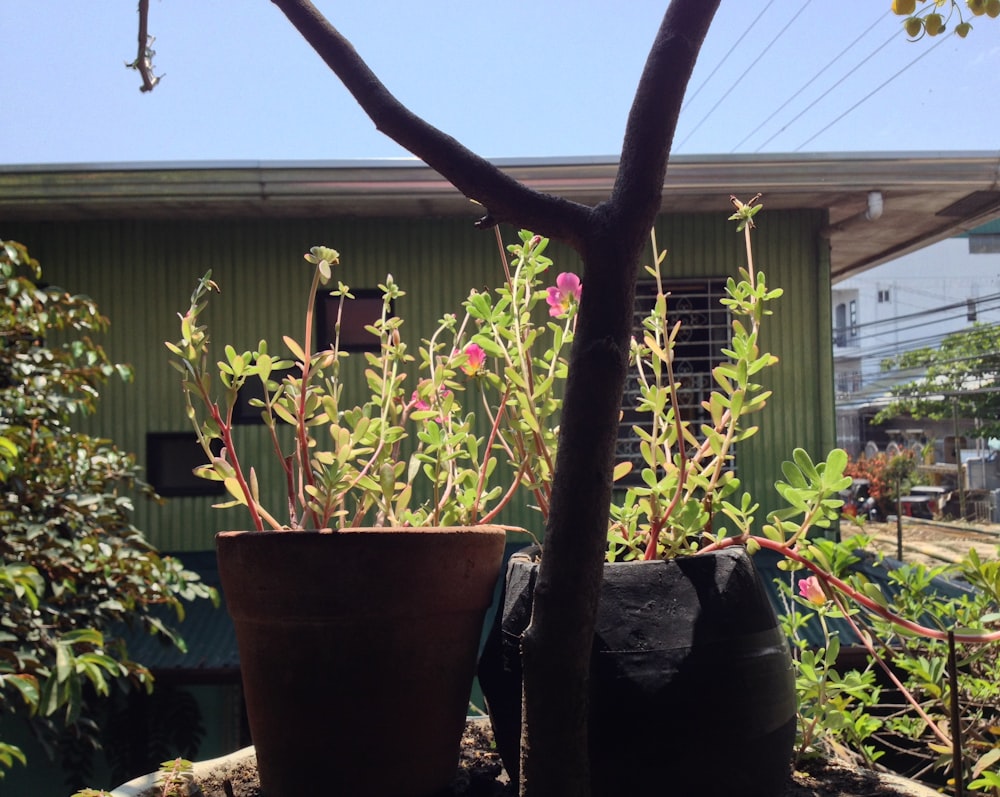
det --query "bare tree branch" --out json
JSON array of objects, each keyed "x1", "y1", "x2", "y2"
[
  {"x1": 129, "y1": 0, "x2": 161, "y2": 93},
  {"x1": 270, "y1": 0, "x2": 593, "y2": 247},
  {"x1": 612, "y1": 1, "x2": 720, "y2": 227}
]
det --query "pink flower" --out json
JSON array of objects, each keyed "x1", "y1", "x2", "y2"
[
  {"x1": 546, "y1": 272, "x2": 582, "y2": 317},
  {"x1": 410, "y1": 383, "x2": 453, "y2": 422},
  {"x1": 797, "y1": 576, "x2": 826, "y2": 605},
  {"x1": 461, "y1": 343, "x2": 486, "y2": 376},
  {"x1": 410, "y1": 390, "x2": 431, "y2": 413}
]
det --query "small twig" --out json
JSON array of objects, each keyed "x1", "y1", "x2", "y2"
[{"x1": 129, "y1": 0, "x2": 162, "y2": 92}]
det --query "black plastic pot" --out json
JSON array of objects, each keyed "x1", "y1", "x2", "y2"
[{"x1": 478, "y1": 545, "x2": 796, "y2": 797}]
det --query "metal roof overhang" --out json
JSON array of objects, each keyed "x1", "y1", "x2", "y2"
[{"x1": 2, "y1": 152, "x2": 999, "y2": 282}]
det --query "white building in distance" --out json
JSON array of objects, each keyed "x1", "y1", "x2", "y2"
[{"x1": 833, "y1": 219, "x2": 1000, "y2": 459}]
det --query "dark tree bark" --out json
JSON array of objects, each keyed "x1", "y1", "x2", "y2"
[{"x1": 269, "y1": 2, "x2": 720, "y2": 794}]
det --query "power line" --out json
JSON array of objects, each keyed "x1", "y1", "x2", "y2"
[
  {"x1": 852, "y1": 323, "x2": 995, "y2": 361},
  {"x1": 794, "y1": 30, "x2": 951, "y2": 152},
  {"x1": 870, "y1": 336, "x2": 991, "y2": 371},
  {"x1": 676, "y1": 0, "x2": 815, "y2": 151},
  {"x1": 680, "y1": 0, "x2": 775, "y2": 114},
  {"x1": 731, "y1": 10, "x2": 888, "y2": 152},
  {"x1": 844, "y1": 291, "x2": 1000, "y2": 334},
  {"x1": 836, "y1": 323, "x2": 1000, "y2": 375},
  {"x1": 837, "y1": 304, "x2": 1000, "y2": 356},
  {"x1": 753, "y1": 26, "x2": 899, "y2": 152}
]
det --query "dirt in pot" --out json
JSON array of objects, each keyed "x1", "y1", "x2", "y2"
[{"x1": 132, "y1": 718, "x2": 930, "y2": 797}]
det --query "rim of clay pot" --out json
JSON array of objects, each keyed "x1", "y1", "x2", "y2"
[
  {"x1": 109, "y1": 746, "x2": 256, "y2": 797},
  {"x1": 218, "y1": 524, "x2": 511, "y2": 534},
  {"x1": 216, "y1": 525, "x2": 513, "y2": 542}
]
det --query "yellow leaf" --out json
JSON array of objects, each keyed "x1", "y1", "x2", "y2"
[
  {"x1": 283, "y1": 336, "x2": 307, "y2": 362},
  {"x1": 643, "y1": 334, "x2": 670, "y2": 364},
  {"x1": 223, "y1": 477, "x2": 248, "y2": 505},
  {"x1": 612, "y1": 461, "x2": 633, "y2": 482}
]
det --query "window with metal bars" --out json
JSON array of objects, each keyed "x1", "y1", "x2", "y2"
[{"x1": 615, "y1": 278, "x2": 731, "y2": 483}]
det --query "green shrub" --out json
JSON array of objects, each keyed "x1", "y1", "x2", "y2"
[{"x1": 0, "y1": 240, "x2": 216, "y2": 786}]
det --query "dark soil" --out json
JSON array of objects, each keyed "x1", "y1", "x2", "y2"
[{"x1": 150, "y1": 719, "x2": 929, "y2": 797}]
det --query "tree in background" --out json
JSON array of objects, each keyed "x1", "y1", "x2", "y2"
[
  {"x1": 845, "y1": 449, "x2": 920, "y2": 518},
  {"x1": 0, "y1": 240, "x2": 215, "y2": 789},
  {"x1": 875, "y1": 322, "x2": 1000, "y2": 440}
]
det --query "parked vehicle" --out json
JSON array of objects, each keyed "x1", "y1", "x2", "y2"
[{"x1": 841, "y1": 479, "x2": 882, "y2": 522}]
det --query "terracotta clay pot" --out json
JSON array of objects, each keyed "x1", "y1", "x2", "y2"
[
  {"x1": 478, "y1": 545, "x2": 796, "y2": 797},
  {"x1": 217, "y1": 526, "x2": 506, "y2": 797}
]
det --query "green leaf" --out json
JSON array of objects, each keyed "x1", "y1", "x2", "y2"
[
  {"x1": 824, "y1": 447, "x2": 848, "y2": 476},
  {"x1": 824, "y1": 634, "x2": 840, "y2": 667},
  {"x1": 780, "y1": 460, "x2": 807, "y2": 490},
  {"x1": 792, "y1": 448, "x2": 820, "y2": 482},
  {"x1": 3, "y1": 674, "x2": 39, "y2": 708},
  {"x1": 55, "y1": 642, "x2": 73, "y2": 682},
  {"x1": 861, "y1": 582, "x2": 888, "y2": 609},
  {"x1": 0, "y1": 743, "x2": 26, "y2": 770}
]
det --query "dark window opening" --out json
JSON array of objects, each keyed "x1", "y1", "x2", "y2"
[
  {"x1": 314, "y1": 289, "x2": 388, "y2": 352},
  {"x1": 834, "y1": 303, "x2": 847, "y2": 346}
]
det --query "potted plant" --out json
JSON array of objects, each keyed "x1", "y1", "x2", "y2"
[
  {"x1": 471, "y1": 199, "x2": 1000, "y2": 796},
  {"x1": 164, "y1": 244, "x2": 558, "y2": 797},
  {"x1": 469, "y1": 197, "x2": 942, "y2": 797}
]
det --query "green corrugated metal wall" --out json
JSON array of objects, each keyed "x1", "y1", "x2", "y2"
[
  {"x1": 650, "y1": 209, "x2": 835, "y2": 529},
  {"x1": 4, "y1": 209, "x2": 834, "y2": 552}
]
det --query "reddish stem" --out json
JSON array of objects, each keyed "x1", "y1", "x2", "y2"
[
  {"x1": 209, "y1": 402, "x2": 265, "y2": 532},
  {"x1": 709, "y1": 535, "x2": 1000, "y2": 645}
]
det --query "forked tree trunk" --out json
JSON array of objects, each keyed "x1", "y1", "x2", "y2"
[
  {"x1": 517, "y1": 218, "x2": 644, "y2": 795},
  {"x1": 269, "y1": 2, "x2": 720, "y2": 794}
]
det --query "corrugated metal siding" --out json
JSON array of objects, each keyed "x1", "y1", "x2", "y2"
[
  {"x1": 4, "y1": 209, "x2": 832, "y2": 551},
  {"x1": 651, "y1": 209, "x2": 835, "y2": 524}
]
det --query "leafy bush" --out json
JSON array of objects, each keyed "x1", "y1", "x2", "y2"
[
  {"x1": 845, "y1": 450, "x2": 920, "y2": 517},
  {"x1": 0, "y1": 240, "x2": 216, "y2": 784},
  {"x1": 777, "y1": 535, "x2": 886, "y2": 765},
  {"x1": 870, "y1": 551, "x2": 1000, "y2": 791},
  {"x1": 779, "y1": 534, "x2": 1000, "y2": 792}
]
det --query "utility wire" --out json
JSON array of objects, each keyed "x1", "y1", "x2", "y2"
[
  {"x1": 836, "y1": 323, "x2": 1000, "y2": 371},
  {"x1": 753, "y1": 26, "x2": 898, "y2": 152},
  {"x1": 676, "y1": 0, "x2": 814, "y2": 151},
  {"x1": 844, "y1": 328, "x2": 990, "y2": 365},
  {"x1": 795, "y1": 30, "x2": 951, "y2": 151},
  {"x1": 880, "y1": 348, "x2": 1000, "y2": 376},
  {"x1": 837, "y1": 303, "x2": 1000, "y2": 353},
  {"x1": 680, "y1": 0, "x2": 775, "y2": 114},
  {"x1": 844, "y1": 291, "x2": 1000, "y2": 334},
  {"x1": 732, "y1": 10, "x2": 888, "y2": 152},
  {"x1": 852, "y1": 318, "x2": 1000, "y2": 360}
]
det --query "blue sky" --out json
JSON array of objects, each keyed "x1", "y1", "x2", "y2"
[{"x1": 2, "y1": 2, "x2": 998, "y2": 165}]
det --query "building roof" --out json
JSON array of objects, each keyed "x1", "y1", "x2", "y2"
[
  {"x1": 2, "y1": 152, "x2": 999, "y2": 282},
  {"x1": 959, "y1": 217, "x2": 1000, "y2": 237}
]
